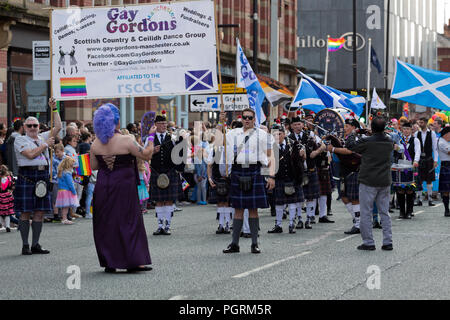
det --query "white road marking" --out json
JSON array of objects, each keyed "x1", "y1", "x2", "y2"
[
  {"x1": 414, "y1": 210, "x2": 424, "y2": 216},
  {"x1": 293, "y1": 231, "x2": 336, "y2": 247},
  {"x1": 169, "y1": 295, "x2": 189, "y2": 300},
  {"x1": 232, "y1": 251, "x2": 312, "y2": 279},
  {"x1": 336, "y1": 234, "x2": 358, "y2": 242}
]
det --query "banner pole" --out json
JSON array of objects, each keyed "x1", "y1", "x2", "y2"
[
  {"x1": 366, "y1": 38, "x2": 372, "y2": 125},
  {"x1": 49, "y1": 9, "x2": 54, "y2": 181},
  {"x1": 214, "y1": 0, "x2": 227, "y2": 176},
  {"x1": 324, "y1": 35, "x2": 330, "y2": 86}
]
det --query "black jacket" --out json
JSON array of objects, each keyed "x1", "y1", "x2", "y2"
[{"x1": 151, "y1": 132, "x2": 184, "y2": 173}]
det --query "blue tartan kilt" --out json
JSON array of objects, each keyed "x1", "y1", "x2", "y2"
[
  {"x1": 149, "y1": 169, "x2": 180, "y2": 202},
  {"x1": 230, "y1": 166, "x2": 268, "y2": 209},
  {"x1": 317, "y1": 167, "x2": 332, "y2": 195},
  {"x1": 208, "y1": 178, "x2": 230, "y2": 204},
  {"x1": 439, "y1": 165, "x2": 450, "y2": 193},
  {"x1": 303, "y1": 170, "x2": 320, "y2": 200},
  {"x1": 343, "y1": 172, "x2": 359, "y2": 201},
  {"x1": 14, "y1": 168, "x2": 52, "y2": 212},
  {"x1": 274, "y1": 179, "x2": 304, "y2": 205}
]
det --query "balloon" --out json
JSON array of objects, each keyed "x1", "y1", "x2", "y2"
[{"x1": 432, "y1": 115, "x2": 437, "y2": 120}]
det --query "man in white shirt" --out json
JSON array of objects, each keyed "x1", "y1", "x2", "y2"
[
  {"x1": 222, "y1": 109, "x2": 275, "y2": 254},
  {"x1": 437, "y1": 126, "x2": 450, "y2": 217},
  {"x1": 414, "y1": 117, "x2": 438, "y2": 206}
]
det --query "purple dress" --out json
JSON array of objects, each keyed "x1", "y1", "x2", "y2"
[{"x1": 93, "y1": 154, "x2": 151, "y2": 269}]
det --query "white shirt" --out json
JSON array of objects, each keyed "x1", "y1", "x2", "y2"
[
  {"x1": 414, "y1": 129, "x2": 438, "y2": 162},
  {"x1": 64, "y1": 144, "x2": 79, "y2": 167},
  {"x1": 403, "y1": 135, "x2": 421, "y2": 163},
  {"x1": 438, "y1": 138, "x2": 450, "y2": 161},
  {"x1": 14, "y1": 131, "x2": 50, "y2": 167},
  {"x1": 226, "y1": 127, "x2": 273, "y2": 166}
]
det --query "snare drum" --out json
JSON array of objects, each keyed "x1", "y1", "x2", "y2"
[{"x1": 391, "y1": 164, "x2": 414, "y2": 187}]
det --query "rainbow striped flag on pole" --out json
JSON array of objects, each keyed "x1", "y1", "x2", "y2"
[
  {"x1": 76, "y1": 154, "x2": 92, "y2": 176},
  {"x1": 327, "y1": 37, "x2": 346, "y2": 52}
]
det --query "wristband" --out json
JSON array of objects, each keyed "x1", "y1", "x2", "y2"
[{"x1": 52, "y1": 108, "x2": 58, "y2": 112}]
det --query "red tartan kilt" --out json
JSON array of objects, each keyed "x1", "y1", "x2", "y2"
[{"x1": 317, "y1": 167, "x2": 332, "y2": 195}]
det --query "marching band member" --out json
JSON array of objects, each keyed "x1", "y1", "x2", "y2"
[
  {"x1": 396, "y1": 122, "x2": 420, "y2": 219},
  {"x1": 437, "y1": 126, "x2": 450, "y2": 217},
  {"x1": 268, "y1": 123, "x2": 305, "y2": 234},
  {"x1": 415, "y1": 117, "x2": 438, "y2": 206},
  {"x1": 150, "y1": 113, "x2": 184, "y2": 236},
  {"x1": 316, "y1": 140, "x2": 335, "y2": 224}
]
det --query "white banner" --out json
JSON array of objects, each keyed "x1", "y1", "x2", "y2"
[{"x1": 51, "y1": 1, "x2": 218, "y2": 100}]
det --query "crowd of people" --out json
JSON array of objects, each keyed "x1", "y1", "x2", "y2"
[{"x1": 1, "y1": 98, "x2": 449, "y2": 272}]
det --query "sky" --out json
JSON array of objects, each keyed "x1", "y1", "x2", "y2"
[{"x1": 438, "y1": 0, "x2": 450, "y2": 33}]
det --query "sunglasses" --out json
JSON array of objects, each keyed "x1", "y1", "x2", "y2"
[
  {"x1": 26, "y1": 124, "x2": 39, "y2": 128},
  {"x1": 242, "y1": 115, "x2": 254, "y2": 120}
]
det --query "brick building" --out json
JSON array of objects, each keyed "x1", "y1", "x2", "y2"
[
  {"x1": 0, "y1": 0, "x2": 298, "y2": 127},
  {"x1": 438, "y1": 20, "x2": 450, "y2": 73}
]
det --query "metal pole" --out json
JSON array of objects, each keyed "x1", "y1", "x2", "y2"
[
  {"x1": 366, "y1": 38, "x2": 372, "y2": 124},
  {"x1": 253, "y1": 0, "x2": 259, "y2": 73},
  {"x1": 384, "y1": 0, "x2": 391, "y2": 106},
  {"x1": 324, "y1": 35, "x2": 330, "y2": 86},
  {"x1": 352, "y1": 0, "x2": 357, "y2": 91}
]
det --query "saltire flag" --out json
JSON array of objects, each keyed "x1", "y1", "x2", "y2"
[
  {"x1": 391, "y1": 60, "x2": 450, "y2": 111},
  {"x1": 328, "y1": 37, "x2": 346, "y2": 52},
  {"x1": 291, "y1": 72, "x2": 365, "y2": 116},
  {"x1": 371, "y1": 46, "x2": 382, "y2": 73},
  {"x1": 76, "y1": 153, "x2": 92, "y2": 176},
  {"x1": 236, "y1": 38, "x2": 267, "y2": 126},
  {"x1": 370, "y1": 88, "x2": 387, "y2": 109}
]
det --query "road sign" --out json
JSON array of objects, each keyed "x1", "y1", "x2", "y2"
[{"x1": 190, "y1": 94, "x2": 249, "y2": 112}]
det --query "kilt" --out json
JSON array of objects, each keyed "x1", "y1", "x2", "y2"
[
  {"x1": 230, "y1": 165, "x2": 268, "y2": 209},
  {"x1": 209, "y1": 178, "x2": 230, "y2": 204},
  {"x1": 418, "y1": 157, "x2": 435, "y2": 182},
  {"x1": 343, "y1": 172, "x2": 359, "y2": 201},
  {"x1": 303, "y1": 170, "x2": 320, "y2": 200},
  {"x1": 14, "y1": 168, "x2": 52, "y2": 212},
  {"x1": 274, "y1": 179, "x2": 304, "y2": 205},
  {"x1": 317, "y1": 167, "x2": 332, "y2": 196},
  {"x1": 439, "y1": 165, "x2": 450, "y2": 193},
  {"x1": 149, "y1": 169, "x2": 180, "y2": 202}
]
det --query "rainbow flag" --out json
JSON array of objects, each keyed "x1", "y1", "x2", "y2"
[
  {"x1": 76, "y1": 153, "x2": 92, "y2": 176},
  {"x1": 60, "y1": 77, "x2": 87, "y2": 97},
  {"x1": 328, "y1": 37, "x2": 346, "y2": 52}
]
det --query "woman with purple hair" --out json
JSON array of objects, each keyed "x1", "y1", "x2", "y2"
[{"x1": 90, "y1": 103, "x2": 157, "y2": 273}]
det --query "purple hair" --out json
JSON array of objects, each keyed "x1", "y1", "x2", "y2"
[{"x1": 93, "y1": 104, "x2": 120, "y2": 144}]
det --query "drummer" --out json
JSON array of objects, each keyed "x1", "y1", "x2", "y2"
[
  {"x1": 437, "y1": 126, "x2": 450, "y2": 217},
  {"x1": 395, "y1": 122, "x2": 421, "y2": 219}
]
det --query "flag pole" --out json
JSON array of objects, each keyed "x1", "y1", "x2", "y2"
[
  {"x1": 324, "y1": 35, "x2": 330, "y2": 86},
  {"x1": 366, "y1": 38, "x2": 372, "y2": 125}
]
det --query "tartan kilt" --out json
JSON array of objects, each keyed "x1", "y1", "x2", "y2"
[
  {"x1": 418, "y1": 158, "x2": 435, "y2": 182},
  {"x1": 274, "y1": 179, "x2": 304, "y2": 205},
  {"x1": 303, "y1": 170, "x2": 320, "y2": 200},
  {"x1": 343, "y1": 172, "x2": 359, "y2": 201},
  {"x1": 14, "y1": 168, "x2": 52, "y2": 212},
  {"x1": 439, "y1": 165, "x2": 450, "y2": 193},
  {"x1": 209, "y1": 178, "x2": 230, "y2": 204},
  {"x1": 149, "y1": 169, "x2": 180, "y2": 202},
  {"x1": 317, "y1": 167, "x2": 332, "y2": 196},
  {"x1": 230, "y1": 166, "x2": 268, "y2": 209}
]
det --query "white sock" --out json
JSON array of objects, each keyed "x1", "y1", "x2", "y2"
[
  {"x1": 243, "y1": 209, "x2": 250, "y2": 233},
  {"x1": 155, "y1": 207, "x2": 164, "y2": 228},
  {"x1": 224, "y1": 208, "x2": 231, "y2": 226},
  {"x1": 0, "y1": 216, "x2": 4, "y2": 227},
  {"x1": 275, "y1": 205, "x2": 284, "y2": 227},
  {"x1": 4, "y1": 216, "x2": 10, "y2": 228},
  {"x1": 353, "y1": 204, "x2": 360, "y2": 228},
  {"x1": 231, "y1": 208, "x2": 235, "y2": 220},
  {"x1": 319, "y1": 195, "x2": 327, "y2": 218},
  {"x1": 288, "y1": 204, "x2": 297, "y2": 226},
  {"x1": 345, "y1": 203, "x2": 354, "y2": 219},
  {"x1": 307, "y1": 200, "x2": 316, "y2": 218},
  {"x1": 218, "y1": 207, "x2": 224, "y2": 227},
  {"x1": 427, "y1": 184, "x2": 433, "y2": 199},
  {"x1": 296, "y1": 202, "x2": 303, "y2": 221},
  {"x1": 164, "y1": 206, "x2": 172, "y2": 228}
]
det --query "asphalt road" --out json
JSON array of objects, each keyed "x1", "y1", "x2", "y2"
[{"x1": 1, "y1": 194, "x2": 449, "y2": 300}]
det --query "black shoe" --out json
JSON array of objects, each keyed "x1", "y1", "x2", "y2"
[
  {"x1": 31, "y1": 244, "x2": 50, "y2": 254},
  {"x1": 296, "y1": 221, "x2": 304, "y2": 229},
  {"x1": 344, "y1": 226, "x2": 360, "y2": 235},
  {"x1": 223, "y1": 226, "x2": 231, "y2": 234},
  {"x1": 428, "y1": 201, "x2": 435, "y2": 207},
  {"x1": 216, "y1": 226, "x2": 225, "y2": 234},
  {"x1": 268, "y1": 225, "x2": 283, "y2": 233},
  {"x1": 381, "y1": 244, "x2": 393, "y2": 251},
  {"x1": 319, "y1": 216, "x2": 335, "y2": 223},
  {"x1": 6, "y1": 227, "x2": 10, "y2": 232},
  {"x1": 388, "y1": 208, "x2": 394, "y2": 213},
  {"x1": 251, "y1": 244, "x2": 261, "y2": 254},
  {"x1": 104, "y1": 267, "x2": 116, "y2": 273},
  {"x1": 243, "y1": 233, "x2": 251, "y2": 238},
  {"x1": 357, "y1": 244, "x2": 376, "y2": 251},
  {"x1": 127, "y1": 266, "x2": 152, "y2": 273},
  {"x1": 445, "y1": 210, "x2": 450, "y2": 217},
  {"x1": 289, "y1": 224, "x2": 296, "y2": 234},
  {"x1": 305, "y1": 221, "x2": 312, "y2": 229},
  {"x1": 153, "y1": 227, "x2": 164, "y2": 235},
  {"x1": 415, "y1": 200, "x2": 423, "y2": 206},
  {"x1": 22, "y1": 245, "x2": 32, "y2": 255},
  {"x1": 373, "y1": 221, "x2": 382, "y2": 229},
  {"x1": 310, "y1": 216, "x2": 316, "y2": 224},
  {"x1": 44, "y1": 217, "x2": 53, "y2": 223},
  {"x1": 327, "y1": 211, "x2": 333, "y2": 216},
  {"x1": 223, "y1": 243, "x2": 240, "y2": 253},
  {"x1": 163, "y1": 227, "x2": 171, "y2": 235},
  {"x1": 216, "y1": 212, "x2": 219, "y2": 220},
  {"x1": 404, "y1": 213, "x2": 412, "y2": 219}
]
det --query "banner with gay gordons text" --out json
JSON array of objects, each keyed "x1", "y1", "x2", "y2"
[{"x1": 51, "y1": 1, "x2": 218, "y2": 100}]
